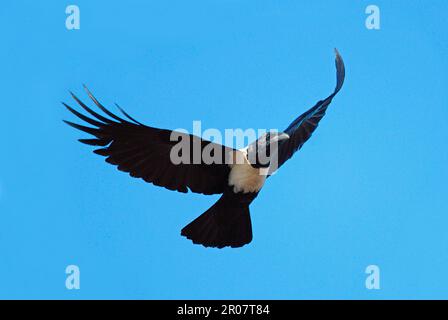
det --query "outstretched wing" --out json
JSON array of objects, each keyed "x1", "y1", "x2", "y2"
[
  {"x1": 275, "y1": 49, "x2": 345, "y2": 170},
  {"x1": 63, "y1": 86, "x2": 233, "y2": 195}
]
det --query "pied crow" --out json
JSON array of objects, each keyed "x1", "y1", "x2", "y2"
[{"x1": 63, "y1": 49, "x2": 345, "y2": 249}]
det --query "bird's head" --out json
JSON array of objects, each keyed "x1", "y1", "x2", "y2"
[{"x1": 247, "y1": 131, "x2": 289, "y2": 169}]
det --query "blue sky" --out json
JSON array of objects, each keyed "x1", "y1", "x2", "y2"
[{"x1": 0, "y1": 1, "x2": 447, "y2": 299}]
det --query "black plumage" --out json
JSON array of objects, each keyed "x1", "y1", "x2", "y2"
[
  {"x1": 64, "y1": 87, "x2": 232, "y2": 195},
  {"x1": 64, "y1": 50, "x2": 345, "y2": 249}
]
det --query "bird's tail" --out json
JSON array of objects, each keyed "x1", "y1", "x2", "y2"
[{"x1": 181, "y1": 195, "x2": 253, "y2": 249}]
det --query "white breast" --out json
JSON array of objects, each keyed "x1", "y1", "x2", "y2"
[{"x1": 228, "y1": 150, "x2": 266, "y2": 194}]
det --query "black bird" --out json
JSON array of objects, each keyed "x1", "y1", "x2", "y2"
[{"x1": 63, "y1": 49, "x2": 345, "y2": 249}]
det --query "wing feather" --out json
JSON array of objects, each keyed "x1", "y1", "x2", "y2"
[
  {"x1": 275, "y1": 49, "x2": 345, "y2": 171},
  {"x1": 63, "y1": 89, "x2": 232, "y2": 195}
]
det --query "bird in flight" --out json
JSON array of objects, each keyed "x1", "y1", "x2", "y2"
[{"x1": 64, "y1": 49, "x2": 345, "y2": 249}]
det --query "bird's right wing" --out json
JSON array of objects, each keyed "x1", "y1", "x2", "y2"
[
  {"x1": 63, "y1": 87, "x2": 234, "y2": 195},
  {"x1": 274, "y1": 49, "x2": 345, "y2": 171}
]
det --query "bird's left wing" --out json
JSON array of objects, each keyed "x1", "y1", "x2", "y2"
[
  {"x1": 274, "y1": 49, "x2": 345, "y2": 171},
  {"x1": 63, "y1": 87, "x2": 234, "y2": 195}
]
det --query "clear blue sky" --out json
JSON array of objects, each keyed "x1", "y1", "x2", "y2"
[{"x1": 1, "y1": 1, "x2": 447, "y2": 299}]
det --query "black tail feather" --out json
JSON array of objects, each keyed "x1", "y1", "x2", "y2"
[{"x1": 181, "y1": 195, "x2": 253, "y2": 249}]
